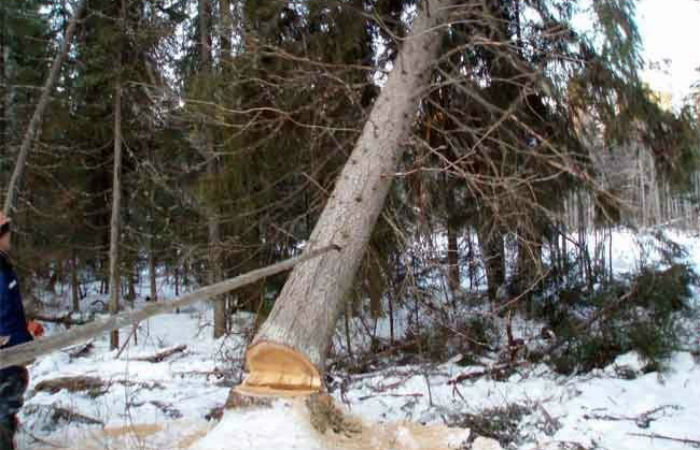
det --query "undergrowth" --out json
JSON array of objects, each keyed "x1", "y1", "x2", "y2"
[{"x1": 537, "y1": 262, "x2": 697, "y2": 374}]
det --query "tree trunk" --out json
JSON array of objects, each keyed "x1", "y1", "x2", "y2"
[
  {"x1": 476, "y1": 215, "x2": 505, "y2": 304},
  {"x1": 0, "y1": 4, "x2": 6, "y2": 162},
  {"x1": 219, "y1": 0, "x2": 233, "y2": 63},
  {"x1": 149, "y1": 244, "x2": 157, "y2": 303},
  {"x1": 238, "y1": 0, "x2": 455, "y2": 397},
  {"x1": 71, "y1": 251, "x2": 80, "y2": 312},
  {"x1": 209, "y1": 191, "x2": 226, "y2": 336},
  {"x1": 198, "y1": 0, "x2": 226, "y2": 338},
  {"x1": 127, "y1": 270, "x2": 136, "y2": 306},
  {"x1": 513, "y1": 229, "x2": 542, "y2": 310},
  {"x1": 108, "y1": 0, "x2": 125, "y2": 351},
  {"x1": 3, "y1": 0, "x2": 86, "y2": 215},
  {"x1": 149, "y1": 183, "x2": 157, "y2": 302}
]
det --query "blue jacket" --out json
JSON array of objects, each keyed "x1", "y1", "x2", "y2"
[{"x1": 0, "y1": 252, "x2": 32, "y2": 351}]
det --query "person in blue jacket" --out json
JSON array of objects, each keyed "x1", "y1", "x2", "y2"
[{"x1": 0, "y1": 214, "x2": 32, "y2": 450}]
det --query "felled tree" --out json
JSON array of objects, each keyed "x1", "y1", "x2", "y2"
[{"x1": 237, "y1": 0, "x2": 456, "y2": 397}]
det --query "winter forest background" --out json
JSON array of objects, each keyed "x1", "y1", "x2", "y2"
[{"x1": 1, "y1": 0, "x2": 700, "y2": 449}]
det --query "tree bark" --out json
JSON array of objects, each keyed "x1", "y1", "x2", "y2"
[
  {"x1": 197, "y1": 0, "x2": 226, "y2": 338},
  {"x1": 476, "y1": 215, "x2": 505, "y2": 304},
  {"x1": 149, "y1": 243, "x2": 157, "y2": 303},
  {"x1": 0, "y1": 4, "x2": 6, "y2": 161},
  {"x1": 445, "y1": 185, "x2": 460, "y2": 297},
  {"x1": 3, "y1": 0, "x2": 86, "y2": 215},
  {"x1": 71, "y1": 251, "x2": 80, "y2": 312},
  {"x1": 108, "y1": 0, "x2": 126, "y2": 350},
  {"x1": 219, "y1": 0, "x2": 233, "y2": 63},
  {"x1": 149, "y1": 182, "x2": 157, "y2": 302},
  {"x1": 0, "y1": 246, "x2": 336, "y2": 370},
  {"x1": 238, "y1": 0, "x2": 455, "y2": 397}
]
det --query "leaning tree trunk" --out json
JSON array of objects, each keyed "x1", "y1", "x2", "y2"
[
  {"x1": 237, "y1": 0, "x2": 455, "y2": 397},
  {"x1": 3, "y1": 0, "x2": 86, "y2": 215},
  {"x1": 108, "y1": 0, "x2": 125, "y2": 351}
]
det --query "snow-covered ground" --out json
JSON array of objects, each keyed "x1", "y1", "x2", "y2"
[{"x1": 16, "y1": 228, "x2": 700, "y2": 450}]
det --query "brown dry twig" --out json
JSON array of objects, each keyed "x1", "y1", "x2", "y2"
[{"x1": 628, "y1": 432, "x2": 700, "y2": 448}]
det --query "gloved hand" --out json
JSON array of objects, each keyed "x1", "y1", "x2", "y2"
[{"x1": 27, "y1": 321, "x2": 44, "y2": 338}]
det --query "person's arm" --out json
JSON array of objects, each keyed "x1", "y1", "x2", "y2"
[{"x1": 13, "y1": 280, "x2": 33, "y2": 341}]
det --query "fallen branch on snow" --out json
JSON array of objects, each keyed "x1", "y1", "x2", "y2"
[
  {"x1": 35, "y1": 376, "x2": 104, "y2": 394},
  {"x1": 31, "y1": 313, "x2": 88, "y2": 329},
  {"x1": 132, "y1": 344, "x2": 187, "y2": 363},
  {"x1": 66, "y1": 341, "x2": 94, "y2": 359},
  {"x1": 358, "y1": 393, "x2": 423, "y2": 401},
  {"x1": 584, "y1": 405, "x2": 680, "y2": 429},
  {"x1": 628, "y1": 432, "x2": 700, "y2": 448},
  {"x1": 448, "y1": 364, "x2": 515, "y2": 385},
  {"x1": 24, "y1": 404, "x2": 104, "y2": 427},
  {"x1": 34, "y1": 375, "x2": 164, "y2": 395}
]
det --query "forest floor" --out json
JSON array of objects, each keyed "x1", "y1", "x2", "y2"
[{"x1": 15, "y1": 228, "x2": 700, "y2": 450}]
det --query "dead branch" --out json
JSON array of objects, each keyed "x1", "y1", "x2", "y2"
[
  {"x1": 628, "y1": 432, "x2": 700, "y2": 448},
  {"x1": 24, "y1": 404, "x2": 104, "y2": 427},
  {"x1": 584, "y1": 405, "x2": 681, "y2": 429},
  {"x1": 132, "y1": 344, "x2": 187, "y2": 363},
  {"x1": 447, "y1": 364, "x2": 514, "y2": 385},
  {"x1": 148, "y1": 400, "x2": 182, "y2": 419},
  {"x1": 32, "y1": 314, "x2": 88, "y2": 327},
  {"x1": 66, "y1": 341, "x2": 93, "y2": 359},
  {"x1": 35, "y1": 376, "x2": 105, "y2": 394},
  {"x1": 368, "y1": 374, "x2": 415, "y2": 393},
  {"x1": 358, "y1": 393, "x2": 423, "y2": 401}
]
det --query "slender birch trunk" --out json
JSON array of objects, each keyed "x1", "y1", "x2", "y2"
[
  {"x1": 238, "y1": 0, "x2": 455, "y2": 397},
  {"x1": 3, "y1": 0, "x2": 86, "y2": 215}
]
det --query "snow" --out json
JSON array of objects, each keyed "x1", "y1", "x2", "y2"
[
  {"x1": 328, "y1": 350, "x2": 700, "y2": 450},
  {"x1": 192, "y1": 401, "x2": 323, "y2": 450},
  {"x1": 19, "y1": 305, "x2": 245, "y2": 449},
  {"x1": 15, "y1": 228, "x2": 700, "y2": 449}
]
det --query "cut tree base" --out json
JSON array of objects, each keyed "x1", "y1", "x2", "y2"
[{"x1": 235, "y1": 341, "x2": 322, "y2": 397}]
